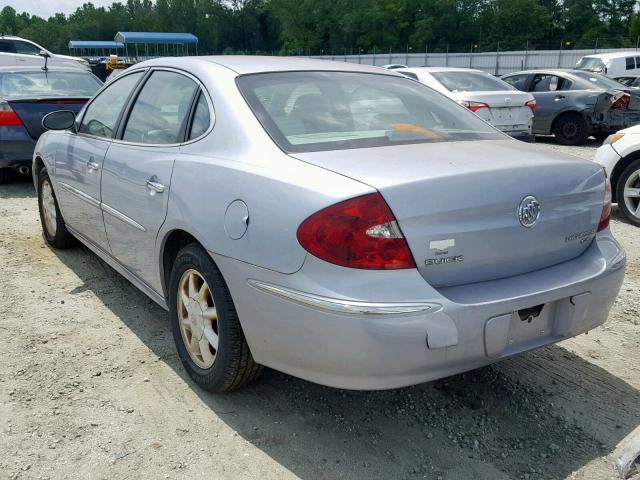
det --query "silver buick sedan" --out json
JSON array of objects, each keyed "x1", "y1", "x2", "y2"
[{"x1": 33, "y1": 57, "x2": 626, "y2": 392}]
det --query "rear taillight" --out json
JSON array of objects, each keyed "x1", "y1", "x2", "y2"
[
  {"x1": 459, "y1": 100, "x2": 489, "y2": 113},
  {"x1": 611, "y1": 94, "x2": 630, "y2": 109},
  {"x1": 525, "y1": 99, "x2": 537, "y2": 113},
  {"x1": 0, "y1": 102, "x2": 23, "y2": 126},
  {"x1": 296, "y1": 193, "x2": 416, "y2": 269},
  {"x1": 597, "y1": 170, "x2": 612, "y2": 232}
]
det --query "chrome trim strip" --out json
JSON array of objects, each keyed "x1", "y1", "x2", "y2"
[
  {"x1": 248, "y1": 280, "x2": 436, "y2": 316},
  {"x1": 101, "y1": 203, "x2": 146, "y2": 232},
  {"x1": 58, "y1": 182, "x2": 100, "y2": 208}
]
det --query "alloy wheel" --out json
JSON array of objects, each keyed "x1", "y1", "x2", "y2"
[
  {"x1": 176, "y1": 269, "x2": 219, "y2": 369},
  {"x1": 623, "y1": 168, "x2": 640, "y2": 220},
  {"x1": 41, "y1": 180, "x2": 57, "y2": 237}
]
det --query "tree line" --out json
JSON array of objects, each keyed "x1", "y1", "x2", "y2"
[{"x1": 1, "y1": 0, "x2": 639, "y2": 56}]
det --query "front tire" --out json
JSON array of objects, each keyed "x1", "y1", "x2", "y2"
[
  {"x1": 168, "y1": 243, "x2": 262, "y2": 392},
  {"x1": 37, "y1": 169, "x2": 77, "y2": 248},
  {"x1": 616, "y1": 158, "x2": 640, "y2": 226},
  {"x1": 554, "y1": 113, "x2": 589, "y2": 145}
]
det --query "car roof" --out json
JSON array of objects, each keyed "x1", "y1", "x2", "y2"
[
  {"x1": 132, "y1": 55, "x2": 402, "y2": 76},
  {"x1": 504, "y1": 69, "x2": 592, "y2": 76},
  {"x1": 0, "y1": 65, "x2": 89, "y2": 74},
  {"x1": 581, "y1": 52, "x2": 639, "y2": 60},
  {"x1": 399, "y1": 67, "x2": 487, "y2": 74}
]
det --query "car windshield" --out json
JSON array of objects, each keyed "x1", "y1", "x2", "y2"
[
  {"x1": 570, "y1": 71, "x2": 627, "y2": 90},
  {"x1": 575, "y1": 57, "x2": 605, "y2": 73},
  {"x1": 0, "y1": 71, "x2": 102, "y2": 99},
  {"x1": 237, "y1": 71, "x2": 503, "y2": 153},
  {"x1": 430, "y1": 71, "x2": 515, "y2": 92}
]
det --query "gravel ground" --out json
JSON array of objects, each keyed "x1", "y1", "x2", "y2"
[{"x1": 0, "y1": 140, "x2": 639, "y2": 480}]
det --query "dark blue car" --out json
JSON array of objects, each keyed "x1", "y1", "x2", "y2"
[{"x1": 0, "y1": 66, "x2": 102, "y2": 182}]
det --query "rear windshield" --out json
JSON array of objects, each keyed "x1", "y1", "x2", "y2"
[
  {"x1": 575, "y1": 57, "x2": 605, "y2": 73},
  {"x1": 570, "y1": 71, "x2": 627, "y2": 90},
  {"x1": 0, "y1": 71, "x2": 102, "y2": 99},
  {"x1": 430, "y1": 71, "x2": 514, "y2": 92},
  {"x1": 237, "y1": 71, "x2": 503, "y2": 153}
]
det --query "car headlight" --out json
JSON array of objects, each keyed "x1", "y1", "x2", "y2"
[{"x1": 603, "y1": 133, "x2": 624, "y2": 145}]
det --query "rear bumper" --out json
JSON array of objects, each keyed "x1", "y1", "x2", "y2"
[
  {"x1": 0, "y1": 127, "x2": 36, "y2": 168},
  {"x1": 212, "y1": 231, "x2": 625, "y2": 390}
]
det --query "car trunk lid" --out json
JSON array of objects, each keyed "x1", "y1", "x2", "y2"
[
  {"x1": 7, "y1": 98, "x2": 87, "y2": 140},
  {"x1": 452, "y1": 91, "x2": 533, "y2": 131},
  {"x1": 292, "y1": 140, "x2": 605, "y2": 287}
]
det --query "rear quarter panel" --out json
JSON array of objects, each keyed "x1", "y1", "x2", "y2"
[{"x1": 158, "y1": 62, "x2": 372, "y2": 277}]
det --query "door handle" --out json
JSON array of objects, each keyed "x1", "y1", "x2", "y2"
[
  {"x1": 146, "y1": 178, "x2": 165, "y2": 194},
  {"x1": 554, "y1": 95, "x2": 565, "y2": 101},
  {"x1": 87, "y1": 160, "x2": 99, "y2": 171}
]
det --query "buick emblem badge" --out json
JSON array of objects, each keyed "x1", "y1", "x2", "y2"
[{"x1": 518, "y1": 195, "x2": 541, "y2": 228}]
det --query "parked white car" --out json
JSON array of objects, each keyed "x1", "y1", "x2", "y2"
[
  {"x1": 594, "y1": 126, "x2": 640, "y2": 225},
  {"x1": 576, "y1": 52, "x2": 640, "y2": 78},
  {"x1": 396, "y1": 67, "x2": 535, "y2": 141},
  {"x1": 0, "y1": 36, "x2": 90, "y2": 71}
]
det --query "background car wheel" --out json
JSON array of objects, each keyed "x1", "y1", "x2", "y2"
[
  {"x1": 37, "y1": 169, "x2": 78, "y2": 249},
  {"x1": 553, "y1": 113, "x2": 589, "y2": 145},
  {"x1": 168, "y1": 243, "x2": 262, "y2": 392},
  {"x1": 616, "y1": 158, "x2": 640, "y2": 226}
]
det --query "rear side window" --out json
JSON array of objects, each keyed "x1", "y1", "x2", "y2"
[
  {"x1": 188, "y1": 92, "x2": 211, "y2": 140},
  {"x1": 237, "y1": 71, "x2": 503, "y2": 153},
  {"x1": 626, "y1": 57, "x2": 635, "y2": 70},
  {"x1": 79, "y1": 71, "x2": 143, "y2": 138},
  {"x1": 122, "y1": 70, "x2": 197, "y2": 144},
  {"x1": 0, "y1": 40, "x2": 16, "y2": 53},
  {"x1": 532, "y1": 74, "x2": 572, "y2": 92},
  {"x1": 502, "y1": 74, "x2": 529, "y2": 91}
]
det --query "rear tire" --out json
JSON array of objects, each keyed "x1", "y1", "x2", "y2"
[
  {"x1": 616, "y1": 158, "x2": 640, "y2": 226},
  {"x1": 553, "y1": 113, "x2": 589, "y2": 145},
  {"x1": 168, "y1": 243, "x2": 262, "y2": 392},
  {"x1": 37, "y1": 169, "x2": 77, "y2": 248}
]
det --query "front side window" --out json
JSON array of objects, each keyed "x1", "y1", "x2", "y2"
[
  {"x1": 79, "y1": 71, "x2": 143, "y2": 138},
  {"x1": 238, "y1": 71, "x2": 503, "y2": 153},
  {"x1": 122, "y1": 70, "x2": 197, "y2": 144},
  {"x1": 0, "y1": 71, "x2": 102, "y2": 99},
  {"x1": 430, "y1": 71, "x2": 515, "y2": 92},
  {"x1": 14, "y1": 40, "x2": 41, "y2": 56}
]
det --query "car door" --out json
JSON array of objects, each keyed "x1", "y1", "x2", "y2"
[
  {"x1": 528, "y1": 74, "x2": 572, "y2": 134},
  {"x1": 100, "y1": 69, "x2": 200, "y2": 291},
  {"x1": 55, "y1": 71, "x2": 144, "y2": 250}
]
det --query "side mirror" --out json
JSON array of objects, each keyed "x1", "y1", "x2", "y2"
[
  {"x1": 38, "y1": 50, "x2": 50, "y2": 58},
  {"x1": 42, "y1": 111, "x2": 76, "y2": 131}
]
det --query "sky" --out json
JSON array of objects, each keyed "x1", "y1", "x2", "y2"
[{"x1": 4, "y1": 0, "x2": 116, "y2": 19}]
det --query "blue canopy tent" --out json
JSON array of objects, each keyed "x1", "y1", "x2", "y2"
[
  {"x1": 68, "y1": 40, "x2": 124, "y2": 57},
  {"x1": 114, "y1": 32, "x2": 199, "y2": 58}
]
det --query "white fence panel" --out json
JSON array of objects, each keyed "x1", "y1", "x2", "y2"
[{"x1": 311, "y1": 47, "x2": 640, "y2": 75}]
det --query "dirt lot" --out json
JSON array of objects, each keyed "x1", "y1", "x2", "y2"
[{"x1": 1, "y1": 139, "x2": 639, "y2": 480}]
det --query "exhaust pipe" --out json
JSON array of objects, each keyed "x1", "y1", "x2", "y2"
[{"x1": 17, "y1": 165, "x2": 30, "y2": 175}]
